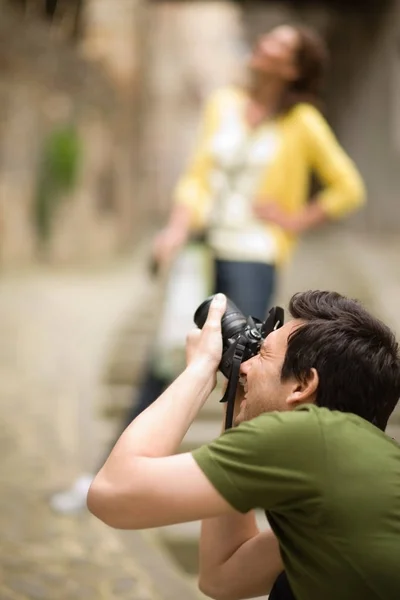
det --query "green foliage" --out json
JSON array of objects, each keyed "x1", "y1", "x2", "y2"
[{"x1": 33, "y1": 124, "x2": 82, "y2": 243}]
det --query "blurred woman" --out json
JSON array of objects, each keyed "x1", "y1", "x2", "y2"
[
  {"x1": 50, "y1": 26, "x2": 365, "y2": 534},
  {"x1": 154, "y1": 24, "x2": 365, "y2": 317}
]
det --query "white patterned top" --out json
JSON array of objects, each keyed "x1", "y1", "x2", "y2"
[{"x1": 207, "y1": 99, "x2": 280, "y2": 264}]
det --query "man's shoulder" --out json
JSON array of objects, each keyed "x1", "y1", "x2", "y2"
[
  {"x1": 245, "y1": 405, "x2": 385, "y2": 448},
  {"x1": 235, "y1": 405, "x2": 324, "y2": 454},
  {"x1": 249, "y1": 404, "x2": 322, "y2": 433},
  {"x1": 257, "y1": 405, "x2": 399, "y2": 455},
  {"x1": 313, "y1": 406, "x2": 400, "y2": 453}
]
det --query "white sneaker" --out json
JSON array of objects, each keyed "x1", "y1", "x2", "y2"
[{"x1": 49, "y1": 474, "x2": 94, "y2": 515}]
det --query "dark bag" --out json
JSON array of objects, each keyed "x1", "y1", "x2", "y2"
[
  {"x1": 265, "y1": 511, "x2": 296, "y2": 600},
  {"x1": 269, "y1": 571, "x2": 296, "y2": 600}
]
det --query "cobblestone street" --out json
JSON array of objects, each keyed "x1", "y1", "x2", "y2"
[
  {"x1": 0, "y1": 252, "x2": 163, "y2": 600},
  {"x1": 0, "y1": 230, "x2": 399, "y2": 600}
]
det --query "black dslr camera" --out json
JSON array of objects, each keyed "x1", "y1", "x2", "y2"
[
  {"x1": 194, "y1": 295, "x2": 284, "y2": 429},
  {"x1": 194, "y1": 295, "x2": 284, "y2": 379}
]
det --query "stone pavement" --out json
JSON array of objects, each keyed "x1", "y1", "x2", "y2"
[
  {"x1": 0, "y1": 244, "x2": 199, "y2": 600},
  {"x1": 0, "y1": 227, "x2": 399, "y2": 600}
]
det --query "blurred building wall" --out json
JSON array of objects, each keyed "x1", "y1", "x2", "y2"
[
  {"x1": 2, "y1": 0, "x2": 396, "y2": 267},
  {"x1": 325, "y1": 1, "x2": 400, "y2": 233},
  {"x1": 80, "y1": 0, "x2": 146, "y2": 249},
  {"x1": 136, "y1": 1, "x2": 244, "y2": 225},
  {"x1": 0, "y1": 0, "x2": 142, "y2": 266}
]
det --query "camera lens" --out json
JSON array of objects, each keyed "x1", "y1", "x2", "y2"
[{"x1": 194, "y1": 295, "x2": 247, "y2": 348}]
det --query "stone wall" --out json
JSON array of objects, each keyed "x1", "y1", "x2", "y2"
[
  {"x1": 325, "y1": 1, "x2": 400, "y2": 232},
  {"x1": 0, "y1": 1, "x2": 140, "y2": 266},
  {"x1": 137, "y1": 1, "x2": 244, "y2": 224}
]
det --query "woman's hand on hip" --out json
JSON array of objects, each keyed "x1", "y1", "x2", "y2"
[{"x1": 253, "y1": 202, "x2": 304, "y2": 234}]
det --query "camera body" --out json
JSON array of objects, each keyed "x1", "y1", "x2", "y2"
[{"x1": 194, "y1": 295, "x2": 284, "y2": 379}]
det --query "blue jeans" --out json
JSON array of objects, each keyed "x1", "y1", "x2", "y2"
[{"x1": 214, "y1": 259, "x2": 276, "y2": 320}]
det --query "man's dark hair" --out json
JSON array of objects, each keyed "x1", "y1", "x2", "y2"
[{"x1": 281, "y1": 290, "x2": 400, "y2": 430}]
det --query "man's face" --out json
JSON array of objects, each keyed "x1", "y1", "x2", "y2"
[{"x1": 236, "y1": 319, "x2": 303, "y2": 425}]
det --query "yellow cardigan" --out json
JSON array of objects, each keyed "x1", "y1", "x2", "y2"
[{"x1": 173, "y1": 87, "x2": 366, "y2": 264}]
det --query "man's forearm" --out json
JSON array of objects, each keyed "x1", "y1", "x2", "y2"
[
  {"x1": 199, "y1": 513, "x2": 282, "y2": 600},
  {"x1": 200, "y1": 511, "x2": 259, "y2": 578}
]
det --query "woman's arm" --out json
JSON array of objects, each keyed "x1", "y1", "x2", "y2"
[
  {"x1": 153, "y1": 90, "x2": 222, "y2": 267},
  {"x1": 301, "y1": 105, "x2": 366, "y2": 220},
  {"x1": 253, "y1": 105, "x2": 366, "y2": 234}
]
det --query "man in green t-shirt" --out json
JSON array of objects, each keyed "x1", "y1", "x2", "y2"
[{"x1": 88, "y1": 291, "x2": 400, "y2": 600}]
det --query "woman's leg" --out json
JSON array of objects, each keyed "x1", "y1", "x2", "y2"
[{"x1": 214, "y1": 259, "x2": 276, "y2": 320}]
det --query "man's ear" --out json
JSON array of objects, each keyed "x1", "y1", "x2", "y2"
[{"x1": 286, "y1": 368, "x2": 319, "y2": 408}]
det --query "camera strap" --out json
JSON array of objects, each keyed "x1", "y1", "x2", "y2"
[{"x1": 220, "y1": 338, "x2": 246, "y2": 430}]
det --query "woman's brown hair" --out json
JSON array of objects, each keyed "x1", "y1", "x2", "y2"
[{"x1": 281, "y1": 25, "x2": 329, "y2": 112}]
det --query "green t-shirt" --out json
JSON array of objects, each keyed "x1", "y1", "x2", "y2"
[{"x1": 192, "y1": 405, "x2": 400, "y2": 600}]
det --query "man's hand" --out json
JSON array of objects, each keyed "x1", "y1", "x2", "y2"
[{"x1": 186, "y1": 294, "x2": 227, "y2": 384}]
